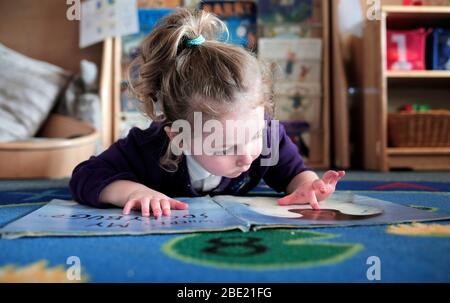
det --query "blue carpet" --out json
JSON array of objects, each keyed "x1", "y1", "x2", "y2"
[{"x1": 0, "y1": 180, "x2": 449, "y2": 282}]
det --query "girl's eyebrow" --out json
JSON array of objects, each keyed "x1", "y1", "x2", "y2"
[{"x1": 218, "y1": 126, "x2": 265, "y2": 150}]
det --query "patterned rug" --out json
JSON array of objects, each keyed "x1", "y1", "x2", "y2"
[{"x1": 0, "y1": 180, "x2": 449, "y2": 282}]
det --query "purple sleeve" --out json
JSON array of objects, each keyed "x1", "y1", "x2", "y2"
[
  {"x1": 69, "y1": 129, "x2": 148, "y2": 208},
  {"x1": 262, "y1": 121, "x2": 311, "y2": 193}
]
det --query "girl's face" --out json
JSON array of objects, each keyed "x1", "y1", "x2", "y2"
[{"x1": 190, "y1": 105, "x2": 265, "y2": 178}]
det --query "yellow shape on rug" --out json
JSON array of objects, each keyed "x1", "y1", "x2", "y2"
[
  {"x1": 0, "y1": 260, "x2": 87, "y2": 283},
  {"x1": 387, "y1": 223, "x2": 450, "y2": 237}
]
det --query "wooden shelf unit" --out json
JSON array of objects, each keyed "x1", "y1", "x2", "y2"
[
  {"x1": 382, "y1": 5, "x2": 450, "y2": 14},
  {"x1": 386, "y1": 70, "x2": 450, "y2": 78},
  {"x1": 362, "y1": 5, "x2": 450, "y2": 171},
  {"x1": 303, "y1": 0, "x2": 330, "y2": 169}
]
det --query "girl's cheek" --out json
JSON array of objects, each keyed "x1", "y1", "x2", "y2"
[{"x1": 206, "y1": 155, "x2": 234, "y2": 171}]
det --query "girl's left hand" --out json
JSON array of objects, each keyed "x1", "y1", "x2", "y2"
[{"x1": 277, "y1": 170, "x2": 345, "y2": 210}]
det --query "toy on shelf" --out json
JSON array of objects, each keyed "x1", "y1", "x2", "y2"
[
  {"x1": 400, "y1": 104, "x2": 431, "y2": 113},
  {"x1": 386, "y1": 28, "x2": 429, "y2": 71},
  {"x1": 427, "y1": 28, "x2": 450, "y2": 70}
]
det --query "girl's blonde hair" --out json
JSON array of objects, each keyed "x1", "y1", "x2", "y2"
[{"x1": 128, "y1": 8, "x2": 274, "y2": 171}]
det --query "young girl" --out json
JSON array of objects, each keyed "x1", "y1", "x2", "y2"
[{"x1": 69, "y1": 8, "x2": 345, "y2": 218}]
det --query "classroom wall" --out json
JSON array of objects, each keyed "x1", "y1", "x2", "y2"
[{"x1": 0, "y1": 0, "x2": 103, "y2": 73}]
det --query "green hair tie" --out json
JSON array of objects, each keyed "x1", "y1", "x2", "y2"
[{"x1": 186, "y1": 35, "x2": 205, "y2": 47}]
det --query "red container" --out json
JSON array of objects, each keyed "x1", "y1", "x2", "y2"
[{"x1": 386, "y1": 28, "x2": 428, "y2": 70}]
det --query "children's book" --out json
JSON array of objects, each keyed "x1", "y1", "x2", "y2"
[
  {"x1": 258, "y1": 38, "x2": 323, "y2": 74},
  {"x1": 272, "y1": 82, "x2": 321, "y2": 124},
  {"x1": 1, "y1": 193, "x2": 449, "y2": 239},
  {"x1": 257, "y1": 0, "x2": 322, "y2": 38},
  {"x1": 259, "y1": 37, "x2": 323, "y2": 158},
  {"x1": 137, "y1": 0, "x2": 181, "y2": 7},
  {"x1": 258, "y1": 0, "x2": 313, "y2": 25}
]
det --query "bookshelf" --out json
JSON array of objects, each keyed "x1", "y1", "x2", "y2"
[
  {"x1": 112, "y1": 0, "x2": 330, "y2": 168},
  {"x1": 362, "y1": 5, "x2": 450, "y2": 171}
]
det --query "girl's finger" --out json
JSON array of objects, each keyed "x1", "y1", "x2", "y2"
[
  {"x1": 141, "y1": 197, "x2": 151, "y2": 217},
  {"x1": 329, "y1": 170, "x2": 346, "y2": 187},
  {"x1": 150, "y1": 198, "x2": 162, "y2": 218},
  {"x1": 169, "y1": 198, "x2": 189, "y2": 210},
  {"x1": 322, "y1": 170, "x2": 338, "y2": 184},
  {"x1": 338, "y1": 171, "x2": 346, "y2": 178},
  {"x1": 123, "y1": 200, "x2": 138, "y2": 215},
  {"x1": 160, "y1": 198, "x2": 171, "y2": 216},
  {"x1": 309, "y1": 193, "x2": 320, "y2": 210}
]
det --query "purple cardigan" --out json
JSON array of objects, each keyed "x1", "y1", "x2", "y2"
[{"x1": 69, "y1": 120, "x2": 309, "y2": 208}]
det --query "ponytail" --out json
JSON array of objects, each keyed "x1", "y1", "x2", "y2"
[{"x1": 128, "y1": 8, "x2": 228, "y2": 121}]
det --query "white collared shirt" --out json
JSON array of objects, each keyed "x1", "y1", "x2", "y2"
[{"x1": 184, "y1": 152, "x2": 222, "y2": 192}]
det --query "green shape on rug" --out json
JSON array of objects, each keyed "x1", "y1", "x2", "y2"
[
  {"x1": 409, "y1": 205, "x2": 438, "y2": 212},
  {"x1": 163, "y1": 229, "x2": 363, "y2": 270}
]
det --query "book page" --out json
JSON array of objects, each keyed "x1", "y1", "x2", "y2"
[
  {"x1": 0, "y1": 197, "x2": 248, "y2": 239},
  {"x1": 211, "y1": 192, "x2": 450, "y2": 229}
]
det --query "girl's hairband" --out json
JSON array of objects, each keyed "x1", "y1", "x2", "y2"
[{"x1": 186, "y1": 35, "x2": 205, "y2": 47}]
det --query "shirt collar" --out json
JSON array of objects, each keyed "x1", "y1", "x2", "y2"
[{"x1": 183, "y1": 151, "x2": 214, "y2": 182}]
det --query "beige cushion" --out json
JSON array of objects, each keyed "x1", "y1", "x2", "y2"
[{"x1": 0, "y1": 43, "x2": 69, "y2": 141}]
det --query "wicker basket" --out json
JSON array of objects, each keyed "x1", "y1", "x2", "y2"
[{"x1": 388, "y1": 110, "x2": 450, "y2": 147}]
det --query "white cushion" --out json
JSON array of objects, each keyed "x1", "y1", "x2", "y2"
[{"x1": 0, "y1": 43, "x2": 69, "y2": 141}]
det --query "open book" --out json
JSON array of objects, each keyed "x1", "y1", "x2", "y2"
[{"x1": 1, "y1": 192, "x2": 448, "y2": 239}]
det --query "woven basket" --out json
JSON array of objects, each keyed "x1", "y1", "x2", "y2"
[{"x1": 388, "y1": 110, "x2": 450, "y2": 147}]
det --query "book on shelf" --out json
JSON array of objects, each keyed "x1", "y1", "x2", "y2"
[
  {"x1": 258, "y1": 0, "x2": 323, "y2": 38},
  {"x1": 137, "y1": 0, "x2": 181, "y2": 7}
]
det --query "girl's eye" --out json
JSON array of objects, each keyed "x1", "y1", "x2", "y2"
[
  {"x1": 252, "y1": 129, "x2": 264, "y2": 141},
  {"x1": 212, "y1": 130, "x2": 263, "y2": 156},
  {"x1": 214, "y1": 145, "x2": 236, "y2": 155},
  {"x1": 212, "y1": 147, "x2": 233, "y2": 156},
  {"x1": 227, "y1": 146, "x2": 237, "y2": 154},
  {"x1": 212, "y1": 151, "x2": 225, "y2": 156}
]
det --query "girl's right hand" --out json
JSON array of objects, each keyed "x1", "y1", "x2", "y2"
[{"x1": 122, "y1": 188, "x2": 189, "y2": 218}]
